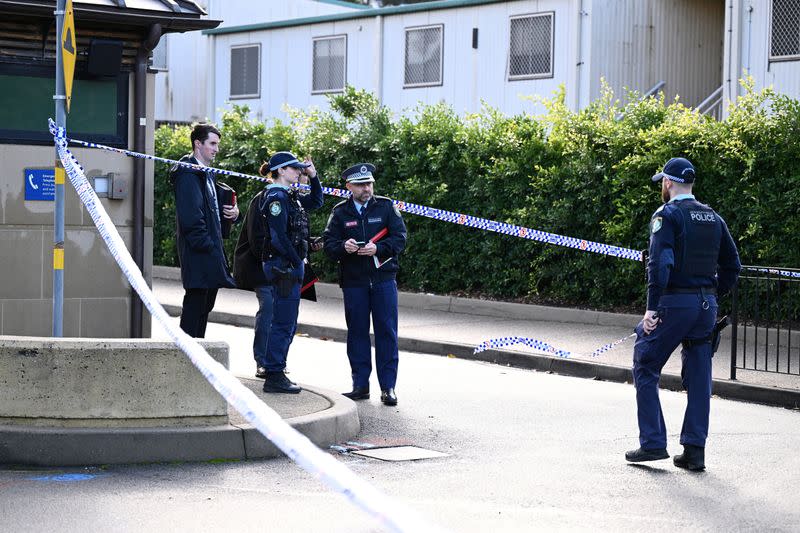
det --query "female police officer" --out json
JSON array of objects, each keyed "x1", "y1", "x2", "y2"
[{"x1": 259, "y1": 151, "x2": 323, "y2": 393}]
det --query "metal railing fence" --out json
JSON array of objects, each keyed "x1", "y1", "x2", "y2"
[{"x1": 730, "y1": 265, "x2": 800, "y2": 379}]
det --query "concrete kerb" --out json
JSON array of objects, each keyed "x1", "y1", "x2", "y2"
[
  {"x1": 0, "y1": 384, "x2": 358, "y2": 466},
  {"x1": 153, "y1": 264, "x2": 800, "y2": 411},
  {"x1": 0, "y1": 331, "x2": 360, "y2": 466},
  {"x1": 153, "y1": 266, "x2": 640, "y2": 327}
]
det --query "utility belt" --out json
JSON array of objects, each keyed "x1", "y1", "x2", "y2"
[
  {"x1": 663, "y1": 287, "x2": 717, "y2": 296},
  {"x1": 682, "y1": 316, "x2": 730, "y2": 354}
]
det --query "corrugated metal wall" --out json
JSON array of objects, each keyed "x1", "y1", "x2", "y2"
[
  {"x1": 737, "y1": 0, "x2": 800, "y2": 101},
  {"x1": 588, "y1": 0, "x2": 724, "y2": 107}
]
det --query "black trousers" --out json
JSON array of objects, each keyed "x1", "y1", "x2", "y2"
[{"x1": 180, "y1": 288, "x2": 218, "y2": 338}]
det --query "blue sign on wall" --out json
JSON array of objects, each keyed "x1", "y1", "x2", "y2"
[{"x1": 24, "y1": 168, "x2": 56, "y2": 201}]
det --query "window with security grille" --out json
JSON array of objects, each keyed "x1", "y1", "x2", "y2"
[
  {"x1": 508, "y1": 13, "x2": 554, "y2": 80},
  {"x1": 404, "y1": 25, "x2": 443, "y2": 87},
  {"x1": 230, "y1": 44, "x2": 260, "y2": 98},
  {"x1": 771, "y1": 0, "x2": 800, "y2": 60},
  {"x1": 151, "y1": 36, "x2": 167, "y2": 71},
  {"x1": 312, "y1": 35, "x2": 347, "y2": 93}
]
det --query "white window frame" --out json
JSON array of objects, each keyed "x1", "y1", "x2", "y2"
[
  {"x1": 311, "y1": 34, "x2": 348, "y2": 95},
  {"x1": 151, "y1": 35, "x2": 168, "y2": 71},
  {"x1": 769, "y1": 0, "x2": 800, "y2": 62},
  {"x1": 403, "y1": 24, "x2": 444, "y2": 89},
  {"x1": 229, "y1": 44, "x2": 261, "y2": 99},
  {"x1": 507, "y1": 12, "x2": 555, "y2": 81}
]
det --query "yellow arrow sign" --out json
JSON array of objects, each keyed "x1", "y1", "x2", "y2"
[{"x1": 61, "y1": 0, "x2": 76, "y2": 112}]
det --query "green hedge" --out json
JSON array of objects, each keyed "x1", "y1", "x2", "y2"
[{"x1": 153, "y1": 80, "x2": 800, "y2": 311}]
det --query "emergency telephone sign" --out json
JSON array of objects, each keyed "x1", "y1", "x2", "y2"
[{"x1": 24, "y1": 168, "x2": 56, "y2": 201}]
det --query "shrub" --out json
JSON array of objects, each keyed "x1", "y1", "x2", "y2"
[{"x1": 154, "y1": 82, "x2": 800, "y2": 311}]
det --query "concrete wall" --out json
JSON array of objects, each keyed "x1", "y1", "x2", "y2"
[
  {"x1": 0, "y1": 74, "x2": 155, "y2": 338},
  {"x1": 0, "y1": 336, "x2": 228, "y2": 427}
]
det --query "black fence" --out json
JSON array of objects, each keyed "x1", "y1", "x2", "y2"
[{"x1": 730, "y1": 265, "x2": 800, "y2": 379}]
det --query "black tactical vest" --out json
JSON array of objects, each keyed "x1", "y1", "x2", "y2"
[
  {"x1": 288, "y1": 190, "x2": 309, "y2": 259},
  {"x1": 674, "y1": 200, "x2": 721, "y2": 277}
]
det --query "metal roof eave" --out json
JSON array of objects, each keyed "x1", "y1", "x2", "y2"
[
  {"x1": 314, "y1": 0, "x2": 371, "y2": 10},
  {"x1": 0, "y1": 0, "x2": 220, "y2": 33},
  {"x1": 204, "y1": 0, "x2": 517, "y2": 35}
]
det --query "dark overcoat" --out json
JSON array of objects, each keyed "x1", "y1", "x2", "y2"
[{"x1": 170, "y1": 154, "x2": 235, "y2": 289}]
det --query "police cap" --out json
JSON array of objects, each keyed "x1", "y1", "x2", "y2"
[
  {"x1": 269, "y1": 151, "x2": 310, "y2": 172},
  {"x1": 342, "y1": 163, "x2": 376, "y2": 184},
  {"x1": 652, "y1": 157, "x2": 696, "y2": 183}
]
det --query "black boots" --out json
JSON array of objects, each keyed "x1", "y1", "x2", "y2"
[
  {"x1": 342, "y1": 387, "x2": 370, "y2": 400},
  {"x1": 380, "y1": 388, "x2": 397, "y2": 406},
  {"x1": 673, "y1": 444, "x2": 705, "y2": 471},
  {"x1": 625, "y1": 447, "x2": 670, "y2": 462},
  {"x1": 262, "y1": 372, "x2": 301, "y2": 394}
]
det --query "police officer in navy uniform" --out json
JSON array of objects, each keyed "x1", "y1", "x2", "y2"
[
  {"x1": 260, "y1": 151, "x2": 323, "y2": 394},
  {"x1": 626, "y1": 157, "x2": 740, "y2": 471},
  {"x1": 323, "y1": 163, "x2": 407, "y2": 406}
]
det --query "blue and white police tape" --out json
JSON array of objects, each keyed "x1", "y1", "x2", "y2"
[
  {"x1": 51, "y1": 120, "x2": 800, "y2": 276},
  {"x1": 46, "y1": 120, "x2": 643, "y2": 263},
  {"x1": 744, "y1": 267, "x2": 800, "y2": 280},
  {"x1": 52, "y1": 127, "x2": 441, "y2": 533},
  {"x1": 473, "y1": 333, "x2": 636, "y2": 358}
]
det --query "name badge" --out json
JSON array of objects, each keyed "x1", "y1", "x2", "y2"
[
  {"x1": 368, "y1": 217, "x2": 382, "y2": 224},
  {"x1": 345, "y1": 220, "x2": 358, "y2": 227},
  {"x1": 689, "y1": 211, "x2": 716, "y2": 223}
]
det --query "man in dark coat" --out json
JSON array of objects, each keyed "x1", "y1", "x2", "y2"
[{"x1": 170, "y1": 123, "x2": 239, "y2": 338}]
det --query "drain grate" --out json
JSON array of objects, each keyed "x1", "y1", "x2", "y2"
[{"x1": 350, "y1": 446, "x2": 449, "y2": 462}]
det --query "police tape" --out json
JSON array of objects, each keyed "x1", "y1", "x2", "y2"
[
  {"x1": 47, "y1": 120, "x2": 642, "y2": 262},
  {"x1": 474, "y1": 333, "x2": 636, "y2": 358},
  {"x1": 51, "y1": 125, "x2": 440, "y2": 533},
  {"x1": 50, "y1": 121, "x2": 800, "y2": 277}
]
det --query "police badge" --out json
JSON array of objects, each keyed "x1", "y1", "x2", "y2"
[
  {"x1": 651, "y1": 216, "x2": 662, "y2": 233},
  {"x1": 269, "y1": 201, "x2": 282, "y2": 216}
]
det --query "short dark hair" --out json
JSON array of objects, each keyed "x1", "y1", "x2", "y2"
[{"x1": 190, "y1": 123, "x2": 221, "y2": 145}]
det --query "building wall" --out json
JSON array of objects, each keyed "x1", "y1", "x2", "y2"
[
  {"x1": 588, "y1": 0, "x2": 724, "y2": 107},
  {"x1": 210, "y1": 0, "x2": 578, "y2": 123},
  {"x1": 732, "y1": 0, "x2": 800, "y2": 100},
  {"x1": 0, "y1": 73, "x2": 155, "y2": 338},
  {"x1": 155, "y1": 0, "x2": 362, "y2": 124}
]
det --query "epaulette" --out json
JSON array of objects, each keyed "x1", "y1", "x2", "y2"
[
  {"x1": 332, "y1": 199, "x2": 348, "y2": 210},
  {"x1": 373, "y1": 195, "x2": 392, "y2": 203}
]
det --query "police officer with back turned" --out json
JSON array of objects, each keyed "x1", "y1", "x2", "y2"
[
  {"x1": 323, "y1": 163, "x2": 407, "y2": 406},
  {"x1": 625, "y1": 157, "x2": 740, "y2": 471}
]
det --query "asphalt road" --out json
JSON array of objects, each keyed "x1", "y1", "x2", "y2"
[{"x1": 1, "y1": 322, "x2": 798, "y2": 532}]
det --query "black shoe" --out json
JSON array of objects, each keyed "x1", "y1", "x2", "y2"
[
  {"x1": 674, "y1": 445, "x2": 705, "y2": 471},
  {"x1": 342, "y1": 387, "x2": 370, "y2": 400},
  {"x1": 625, "y1": 447, "x2": 669, "y2": 462},
  {"x1": 380, "y1": 388, "x2": 397, "y2": 406},
  {"x1": 263, "y1": 372, "x2": 301, "y2": 394},
  {"x1": 255, "y1": 366, "x2": 267, "y2": 379}
]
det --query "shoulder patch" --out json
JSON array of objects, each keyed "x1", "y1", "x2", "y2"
[
  {"x1": 651, "y1": 216, "x2": 663, "y2": 234},
  {"x1": 269, "y1": 201, "x2": 282, "y2": 216}
]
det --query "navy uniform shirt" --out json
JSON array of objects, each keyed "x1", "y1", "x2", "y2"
[
  {"x1": 646, "y1": 194, "x2": 740, "y2": 311},
  {"x1": 323, "y1": 195, "x2": 407, "y2": 288},
  {"x1": 262, "y1": 176, "x2": 322, "y2": 269}
]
